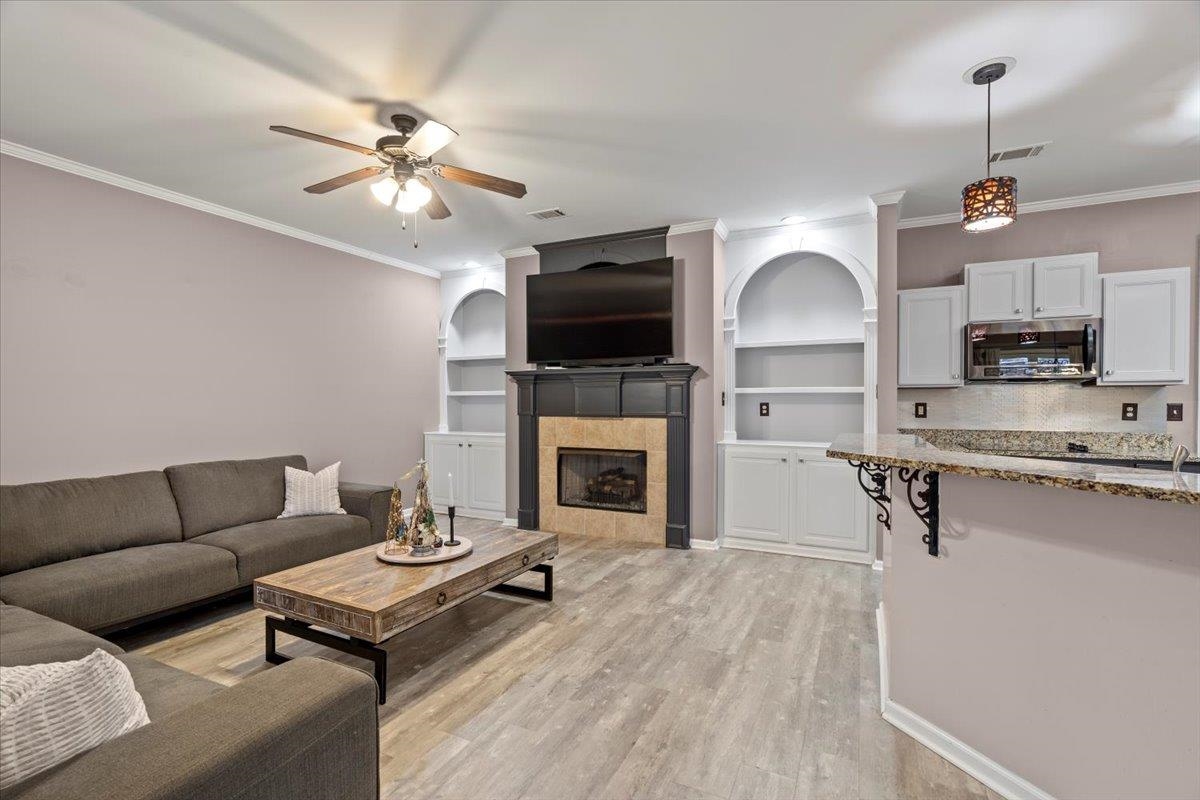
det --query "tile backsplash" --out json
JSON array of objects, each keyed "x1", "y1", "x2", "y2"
[{"x1": 897, "y1": 384, "x2": 1180, "y2": 433}]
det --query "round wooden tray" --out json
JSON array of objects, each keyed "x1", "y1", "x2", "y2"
[{"x1": 375, "y1": 538, "x2": 473, "y2": 565}]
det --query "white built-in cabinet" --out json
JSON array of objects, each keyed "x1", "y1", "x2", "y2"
[
  {"x1": 424, "y1": 433, "x2": 505, "y2": 520},
  {"x1": 898, "y1": 286, "x2": 964, "y2": 387},
  {"x1": 1100, "y1": 268, "x2": 1191, "y2": 384},
  {"x1": 966, "y1": 253, "x2": 1098, "y2": 322},
  {"x1": 722, "y1": 443, "x2": 869, "y2": 561}
]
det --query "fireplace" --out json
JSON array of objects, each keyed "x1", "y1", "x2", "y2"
[{"x1": 558, "y1": 448, "x2": 647, "y2": 513}]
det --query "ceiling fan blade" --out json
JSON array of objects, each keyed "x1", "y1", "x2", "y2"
[
  {"x1": 404, "y1": 120, "x2": 459, "y2": 159},
  {"x1": 303, "y1": 166, "x2": 384, "y2": 194},
  {"x1": 419, "y1": 177, "x2": 451, "y2": 219},
  {"x1": 270, "y1": 125, "x2": 377, "y2": 156},
  {"x1": 435, "y1": 164, "x2": 527, "y2": 199}
]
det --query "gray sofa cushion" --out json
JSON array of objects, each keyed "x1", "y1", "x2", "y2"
[
  {"x1": 118, "y1": 653, "x2": 223, "y2": 721},
  {"x1": 0, "y1": 472, "x2": 183, "y2": 575},
  {"x1": 165, "y1": 456, "x2": 306, "y2": 538},
  {"x1": 0, "y1": 604, "x2": 124, "y2": 666},
  {"x1": 191, "y1": 515, "x2": 373, "y2": 584},
  {"x1": 0, "y1": 543, "x2": 239, "y2": 632}
]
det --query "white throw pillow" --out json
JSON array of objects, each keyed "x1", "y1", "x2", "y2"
[
  {"x1": 279, "y1": 461, "x2": 347, "y2": 518},
  {"x1": 0, "y1": 648, "x2": 149, "y2": 790}
]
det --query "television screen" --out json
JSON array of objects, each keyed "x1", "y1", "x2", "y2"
[{"x1": 526, "y1": 258, "x2": 674, "y2": 365}]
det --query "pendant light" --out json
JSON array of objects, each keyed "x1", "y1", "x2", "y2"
[{"x1": 961, "y1": 60, "x2": 1017, "y2": 232}]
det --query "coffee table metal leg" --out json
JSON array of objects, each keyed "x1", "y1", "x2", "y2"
[
  {"x1": 263, "y1": 615, "x2": 390, "y2": 704},
  {"x1": 492, "y1": 563, "x2": 553, "y2": 602}
]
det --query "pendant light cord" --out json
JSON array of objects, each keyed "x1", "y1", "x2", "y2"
[{"x1": 986, "y1": 80, "x2": 991, "y2": 177}]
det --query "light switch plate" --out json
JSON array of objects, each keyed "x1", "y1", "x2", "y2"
[
  {"x1": 914, "y1": 402, "x2": 928, "y2": 419},
  {"x1": 1121, "y1": 402, "x2": 1138, "y2": 421},
  {"x1": 1166, "y1": 403, "x2": 1183, "y2": 422},
  {"x1": 759, "y1": 402, "x2": 770, "y2": 417}
]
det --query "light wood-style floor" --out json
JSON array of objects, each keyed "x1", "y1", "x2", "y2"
[{"x1": 113, "y1": 518, "x2": 997, "y2": 800}]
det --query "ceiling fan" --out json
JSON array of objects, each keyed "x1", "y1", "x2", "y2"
[{"x1": 270, "y1": 113, "x2": 527, "y2": 222}]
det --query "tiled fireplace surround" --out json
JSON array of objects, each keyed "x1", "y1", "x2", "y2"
[{"x1": 539, "y1": 417, "x2": 667, "y2": 543}]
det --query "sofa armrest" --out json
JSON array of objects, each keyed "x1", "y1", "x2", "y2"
[
  {"x1": 10, "y1": 657, "x2": 378, "y2": 800},
  {"x1": 339, "y1": 482, "x2": 393, "y2": 541}
]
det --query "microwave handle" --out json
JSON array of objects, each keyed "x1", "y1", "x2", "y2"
[{"x1": 1082, "y1": 323, "x2": 1096, "y2": 372}]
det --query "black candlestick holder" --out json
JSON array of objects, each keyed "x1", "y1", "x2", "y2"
[{"x1": 444, "y1": 505, "x2": 461, "y2": 546}]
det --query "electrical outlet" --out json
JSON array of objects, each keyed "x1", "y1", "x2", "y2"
[
  {"x1": 759, "y1": 402, "x2": 770, "y2": 417},
  {"x1": 914, "y1": 402, "x2": 928, "y2": 419},
  {"x1": 1167, "y1": 403, "x2": 1184, "y2": 422},
  {"x1": 1121, "y1": 402, "x2": 1138, "y2": 421}
]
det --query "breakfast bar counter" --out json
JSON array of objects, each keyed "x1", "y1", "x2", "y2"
[{"x1": 827, "y1": 433, "x2": 1200, "y2": 800}]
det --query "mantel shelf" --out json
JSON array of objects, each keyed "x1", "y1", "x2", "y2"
[
  {"x1": 446, "y1": 353, "x2": 506, "y2": 362},
  {"x1": 447, "y1": 390, "x2": 505, "y2": 397},
  {"x1": 734, "y1": 386, "x2": 865, "y2": 395},
  {"x1": 734, "y1": 337, "x2": 864, "y2": 349}
]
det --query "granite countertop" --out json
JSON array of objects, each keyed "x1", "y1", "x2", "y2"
[
  {"x1": 898, "y1": 428, "x2": 1198, "y2": 463},
  {"x1": 827, "y1": 434, "x2": 1200, "y2": 505}
]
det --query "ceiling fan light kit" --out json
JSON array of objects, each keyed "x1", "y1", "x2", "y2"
[
  {"x1": 270, "y1": 112, "x2": 527, "y2": 246},
  {"x1": 961, "y1": 59, "x2": 1018, "y2": 233}
]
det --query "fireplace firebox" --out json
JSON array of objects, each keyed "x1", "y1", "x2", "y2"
[{"x1": 557, "y1": 448, "x2": 647, "y2": 514}]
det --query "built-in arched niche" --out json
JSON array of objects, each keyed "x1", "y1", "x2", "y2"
[
  {"x1": 442, "y1": 288, "x2": 506, "y2": 433},
  {"x1": 726, "y1": 251, "x2": 871, "y2": 444}
]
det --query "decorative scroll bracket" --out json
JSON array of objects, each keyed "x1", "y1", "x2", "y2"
[
  {"x1": 848, "y1": 460, "x2": 891, "y2": 531},
  {"x1": 896, "y1": 467, "x2": 940, "y2": 557}
]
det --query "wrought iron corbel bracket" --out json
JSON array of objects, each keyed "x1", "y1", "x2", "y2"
[
  {"x1": 895, "y1": 467, "x2": 940, "y2": 557},
  {"x1": 848, "y1": 460, "x2": 891, "y2": 531}
]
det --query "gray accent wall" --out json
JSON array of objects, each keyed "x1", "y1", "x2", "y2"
[{"x1": 0, "y1": 155, "x2": 440, "y2": 485}]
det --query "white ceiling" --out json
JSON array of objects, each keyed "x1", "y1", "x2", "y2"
[{"x1": 2, "y1": 0, "x2": 1197, "y2": 273}]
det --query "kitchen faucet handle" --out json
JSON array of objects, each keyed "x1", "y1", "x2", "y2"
[{"x1": 1172, "y1": 444, "x2": 1191, "y2": 473}]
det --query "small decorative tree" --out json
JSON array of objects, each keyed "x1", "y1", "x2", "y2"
[
  {"x1": 384, "y1": 482, "x2": 408, "y2": 553},
  {"x1": 402, "y1": 459, "x2": 441, "y2": 553}
]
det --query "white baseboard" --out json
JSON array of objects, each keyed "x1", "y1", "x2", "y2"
[
  {"x1": 722, "y1": 537, "x2": 872, "y2": 565},
  {"x1": 872, "y1": 558, "x2": 884, "y2": 572},
  {"x1": 432, "y1": 505, "x2": 504, "y2": 522},
  {"x1": 875, "y1": 603, "x2": 1055, "y2": 800},
  {"x1": 501, "y1": 517, "x2": 517, "y2": 528},
  {"x1": 689, "y1": 538, "x2": 720, "y2": 551}
]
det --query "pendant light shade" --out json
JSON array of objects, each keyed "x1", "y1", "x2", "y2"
[
  {"x1": 962, "y1": 175, "x2": 1017, "y2": 231},
  {"x1": 960, "y1": 60, "x2": 1018, "y2": 233}
]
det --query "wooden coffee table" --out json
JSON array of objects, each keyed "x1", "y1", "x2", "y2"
[{"x1": 253, "y1": 528, "x2": 558, "y2": 703}]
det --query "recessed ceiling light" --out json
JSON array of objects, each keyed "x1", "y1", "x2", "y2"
[
  {"x1": 781, "y1": 215, "x2": 807, "y2": 225},
  {"x1": 462, "y1": 260, "x2": 481, "y2": 269}
]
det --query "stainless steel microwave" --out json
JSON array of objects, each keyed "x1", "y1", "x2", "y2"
[{"x1": 965, "y1": 319, "x2": 1100, "y2": 382}]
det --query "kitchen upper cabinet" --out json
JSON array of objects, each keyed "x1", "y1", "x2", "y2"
[
  {"x1": 1101, "y1": 268, "x2": 1191, "y2": 384},
  {"x1": 966, "y1": 253, "x2": 1099, "y2": 322},
  {"x1": 1032, "y1": 253, "x2": 1099, "y2": 318},
  {"x1": 966, "y1": 259, "x2": 1031, "y2": 322},
  {"x1": 898, "y1": 286, "x2": 965, "y2": 387}
]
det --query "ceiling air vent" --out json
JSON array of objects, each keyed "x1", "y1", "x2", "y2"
[
  {"x1": 527, "y1": 207, "x2": 566, "y2": 220},
  {"x1": 989, "y1": 141, "x2": 1050, "y2": 164}
]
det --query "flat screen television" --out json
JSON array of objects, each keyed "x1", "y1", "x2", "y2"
[{"x1": 526, "y1": 257, "x2": 674, "y2": 365}]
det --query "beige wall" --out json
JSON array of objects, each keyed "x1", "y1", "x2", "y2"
[
  {"x1": 897, "y1": 193, "x2": 1200, "y2": 448},
  {"x1": 886, "y1": 473, "x2": 1200, "y2": 798},
  {"x1": 0, "y1": 155, "x2": 440, "y2": 485},
  {"x1": 503, "y1": 252, "x2": 539, "y2": 520}
]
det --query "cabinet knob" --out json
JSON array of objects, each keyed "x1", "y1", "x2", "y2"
[
  {"x1": 458, "y1": 443, "x2": 463, "y2": 447},
  {"x1": 1035, "y1": 306, "x2": 1043, "y2": 312},
  {"x1": 1015, "y1": 307, "x2": 1022, "y2": 314},
  {"x1": 1105, "y1": 369, "x2": 1113, "y2": 376},
  {"x1": 780, "y1": 457, "x2": 787, "y2": 462},
  {"x1": 468, "y1": 443, "x2": 472, "y2": 448},
  {"x1": 952, "y1": 373, "x2": 959, "y2": 379}
]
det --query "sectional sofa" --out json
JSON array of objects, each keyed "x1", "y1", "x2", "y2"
[{"x1": 0, "y1": 455, "x2": 393, "y2": 799}]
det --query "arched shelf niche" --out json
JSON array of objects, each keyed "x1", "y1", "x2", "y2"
[
  {"x1": 723, "y1": 244, "x2": 877, "y2": 444},
  {"x1": 439, "y1": 287, "x2": 506, "y2": 433}
]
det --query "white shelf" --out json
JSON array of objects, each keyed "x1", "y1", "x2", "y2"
[
  {"x1": 447, "y1": 390, "x2": 505, "y2": 397},
  {"x1": 446, "y1": 353, "x2": 506, "y2": 362},
  {"x1": 735, "y1": 337, "x2": 864, "y2": 349},
  {"x1": 734, "y1": 386, "x2": 865, "y2": 395},
  {"x1": 426, "y1": 430, "x2": 505, "y2": 438},
  {"x1": 720, "y1": 439, "x2": 834, "y2": 449}
]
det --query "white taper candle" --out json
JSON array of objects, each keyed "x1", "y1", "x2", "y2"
[{"x1": 448, "y1": 472, "x2": 454, "y2": 507}]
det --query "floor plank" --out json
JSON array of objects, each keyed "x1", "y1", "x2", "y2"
[{"x1": 114, "y1": 518, "x2": 994, "y2": 800}]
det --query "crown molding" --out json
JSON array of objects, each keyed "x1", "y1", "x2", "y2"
[
  {"x1": 0, "y1": 140, "x2": 443, "y2": 278},
  {"x1": 869, "y1": 191, "x2": 906, "y2": 219},
  {"x1": 667, "y1": 218, "x2": 728, "y2": 241},
  {"x1": 499, "y1": 245, "x2": 539, "y2": 259},
  {"x1": 897, "y1": 180, "x2": 1200, "y2": 229},
  {"x1": 440, "y1": 263, "x2": 505, "y2": 279},
  {"x1": 727, "y1": 211, "x2": 877, "y2": 242}
]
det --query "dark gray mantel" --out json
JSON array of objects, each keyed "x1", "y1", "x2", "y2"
[{"x1": 507, "y1": 364, "x2": 700, "y2": 548}]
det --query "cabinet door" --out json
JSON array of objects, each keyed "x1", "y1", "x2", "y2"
[
  {"x1": 465, "y1": 437, "x2": 506, "y2": 512},
  {"x1": 425, "y1": 436, "x2": 465, "y2": 507},
  {"x1": 1033, "y1": 253, "x2": 1098, "y2": 318},
  {"x1": 966, "y1": 260, "x2": 1031, "y2": 322},
  {"x1": 790, "y1": 458, "x2": 868, "y2": 552},
  {"x1": 723, "y1": 446, "x2": 790, "y2": 543},
  {"x1": 1101, "y1": 268, "x2": 1191, "y2": 384},
  {"x1": 898, "y1": 286, "x2": 964, "y2": 387}
]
